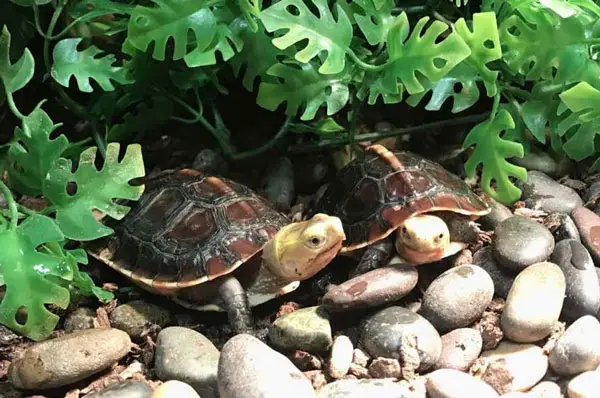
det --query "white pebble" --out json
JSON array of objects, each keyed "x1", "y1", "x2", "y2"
[{"x1": 328, "y1": 335, "x2": 353, "y2": 379}]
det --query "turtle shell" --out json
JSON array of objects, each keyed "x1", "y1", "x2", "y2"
[
  {"x1": 91, "y1": 169, "x2": 290, "y2": 290},
  {"x1": 314, "y1": 146, "x2": 490, "y2": 251}
]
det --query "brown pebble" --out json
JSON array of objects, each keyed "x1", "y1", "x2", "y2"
[
  {"x1": 571, "y1": 206, "x2": 600, "y2": 263},
  {"x1": 348, "y1": 363, "x2": 370, "y2": 378},
  {"x1": 290, "y1": 350, "x2": 322, "y2": 371},
  {"x1": 352, "y1": 348, "x2": 370, "y2": 367},
  {"x1": 435, "y1": 328, "x2": 483, "y2": 371},
  {"x1": 368, "y1": 357, "x2": 402, "y2": 379},
  {"x1": 303, "y1": 370, "x2": 328, "y2": 391}
]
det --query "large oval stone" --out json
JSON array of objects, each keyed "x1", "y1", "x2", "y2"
[
  {"x1": 492, "y1": 216, "x2": 555, "y2": 271},
  {"x1": 217, "y1": 334, "x2": 316, "y2": 398},
  {"x1": 550, "y1": 239, "x2": 600, "y2": 320},
  {"x1": 359, "y1": 306, "x2": 441, "y2": 371},
  {"x1": 501, "y1": 262, "x2": 566, "y2": 343},
  {"x1": 548, "y1": 315, "x2": 600, "y2": 376},
  {"x1": 518, "y1": 170, "x2": 583, "y2": 214},
  {"x1": 419, "y1": 264, "x2": 494, "y2": 333},
  {"x1": 322, "y1": 264, "x2": 418, "y2": 312},
  {"x1": 8, "y1": 328, "x2": 131, "y2": 390}
]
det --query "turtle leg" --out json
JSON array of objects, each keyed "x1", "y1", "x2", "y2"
[
  {"x1": 216, "y1": 274, "x2": 259, "y2": 337},
  {"x1": 350, "y1": 238, "x2": 394, "y2": 277}
]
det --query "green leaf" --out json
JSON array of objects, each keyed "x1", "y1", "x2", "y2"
[
  {"x1": 66, "y1": 0, "x2": 135, "y2": 17},
  {"x1": 498, "y1": 11, "x2": 588, "y2": 81},
  {"x1": 42, "y1": 143, "x2": 145, "y2": 241},
  {"x1": 7, "y1": 102, "x2": 70, "y2": 196},
  {"x1": 0, "y1": 214, "x2": 69, "y2": 341},
  {"x1": 127, "y1": 0, "x2": 219, "y2": 61},
  {"x1": 107, "y1": 96, "x2": 174, "y2": 141},
  {"x1": 184, "y1": 23, "x2": 243, "y2": 67},
  {"x1": 521, "y1": 81, "x2": 562, "y2": 143},
  {"x1": 257, "y1": 60, "x2": 351, "y2": 120},
  {"x1": 0, "y1": 25, "x2": 34, "y2": 95},
  {"x1": 353, "y1": 0, "x2": 395, "y2": 46},
  {"x1": 230, "y1": 18, "x2": 293, "y2": 91},
  {"x1": 555, "y1": 81, "x2": 600, "y2": 160},
  {"x1": 239, "y1": 0, "x2": 261, "y2": 32},
  {"x1": 260, "y1": 0, "x2": 353, "y2": 74},
  {"x1": 463, "y1": 109, "x2": 528, "y2": 204},
  {"x1": 406, "y1": 63, "x2": 482, "y2": 113},
  {"x1": 454, "y1": 13, "x2": 502, "y2": 96},
  {"x1": 382, "y1": 13, "x2": 471, "y2": 95},
  {"x1": 356, "y1": 70, "x2": 404, "y2": 105},
  {"x1": 51, "y1": 38, "x2": 133, "y2": 93}
]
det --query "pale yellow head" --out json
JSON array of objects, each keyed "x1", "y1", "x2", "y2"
[
  {"x1": 395, "y1": 214, "x2": 450, "y2": 263},
  {"x1": 262, "y1": 213, "x2": 346, "y2": 282}
]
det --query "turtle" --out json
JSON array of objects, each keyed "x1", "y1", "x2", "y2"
[
  {"x1": 313, "y1": 144, "x2": 492, "y2": 275},
  {"x1": 87, "y1": 168, "x2": 346, "y2": 336}
]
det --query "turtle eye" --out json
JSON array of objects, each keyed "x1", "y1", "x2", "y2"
[
  {"x1": 308, "y1": 236, "x2": 324, "y2": 247},
  {"x1": 435, "y1": 233, "x2": 444, "y2": 241}
]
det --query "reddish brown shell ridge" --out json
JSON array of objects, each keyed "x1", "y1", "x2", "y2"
[
  {"x1": 90, "y1": 169, "x2": 290, "y2": 290},
  {"x1": 315, "y1": 146, "x2": 490, "y2": 251}
]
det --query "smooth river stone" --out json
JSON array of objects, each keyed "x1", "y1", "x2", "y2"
[
  {"x1": 322, "y1": 264, "x2": 418, "y2": 311},
  {"x1": 426, "y1": 369, "x2": 499, "y2": 398},
  {"x1": 548, "y1": 315, "x2": 600, "y2": 376},
  {"x1": 419, "y1": 265, "x2": 494, "y2": 333},
  {"x1": 359, "y1": 306, "x2": 442, "y2": 371},
  {"x1": 8, "y1": 328, "x2": 131, "y2": 390},
  {"x1": 501, "y1": 262, "x2": 566, "y2": 343},
  {"x1": 571, "y1": 206, "x2": 600, "y2": 265},
  {"x1": 268, "y1": 306, "x2": 333, "y2": 353},
  {"x1": 317, "y1": 379, "x2": 412, "y2": 397},
  {"x1": 218, "y1": 334, "x2": 316, "y2": 398},
  {"x1": 480, "y1": 341, "x2": 548, "y2": 393},
  {"x1": 518, "y1": 170, "x2": 583, "y2": 214},
  {"x1": 434, "y1": 328, "x2": 483, "y2": 371},
  {"x1": 492, "y1": 216, "x2": 555, "y2": 271},
  {"x1": 472, "y1": 247, "x2": 517, "y2": 299},
  {"x1": 550, "y1": 239, "x2": 600, "y2": 320}
]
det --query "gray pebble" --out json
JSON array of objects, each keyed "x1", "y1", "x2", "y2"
[
  {"x1": 549, "y1": 315, "x2": 600, "y2": 376},
  {"x1": 85, "y1": 380, "x2": 153, "y2": 398},
  {"x1": 435, "y1": 328, "x2": 482, "y2": 371},
  {"x1": 63, "y1": 307, "x2": 96, "y2": 332},
  {"x1": 109, "y1": 300, "x2": 171, "y2": 340},
  {"x1": 8, "y1": 328, "x2": 131, "y2": 390},
  {"x1": 217, "y1": 334, "x2": 316, "y2": 398},
  {"x1": 553, "y1": 214, "x2": 580, "y2": 242},
  {"x1": 155, "y1": 326, "x2": 220, "y2": 398},
  {"x1": 585, "y1": 180, "x2": 600, "y2": 203},
  {"x1": 316, "y1": 379, "x2": 412, "y2": 397},
  {"x1": 269, "y1": 306, "x2": 333, "y2": 353},
  {"x1": 261, "y1": 156, "x2": 295, "y2": 210},
  {"x1": 501, "y1": 262, "x2": 566, "y2": 343},
  {"x1": 478, "y1": 197, "x2": 513, "y2": 231},
  {"x1": 473, "y1": 247, "x2": 517, "y2": 298},
  {"x1": 419, "y1": 265, "x2": 494, "y2": 333},
  {"x1": 426, "y1": 369, "x2": 499, "y2": 397},
  {"x1": 322, "y1": 264, "x2": 418, "y2": 312},
  {"x1": 511, "y1": 151, "x2": 565, "y2": 179},
  {"x1": 492, "y1": 216, "x2": 555, "y2": 271},
  {"x1": 550, "y1": 240, "x2": 600, "y2": 321},
  {"x1": 192, "y1": 148, "x2": 229, "y2": 175},
  {"x1": 518, "y1": 171, "x2": 583, "y2": 214},
  {"x1": 359, "y1": 306, "x2": 441, "y2": 371}
]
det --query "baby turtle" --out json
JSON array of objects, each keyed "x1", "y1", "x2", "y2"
[
  {"x1": 314, "y1": 144, "x2": 491, "y2": 274},
  {"x1": 88, "y1": 169, "x2": 345, "y2": 335}
]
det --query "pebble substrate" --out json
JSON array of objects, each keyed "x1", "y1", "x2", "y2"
[{"x1": 3, "y1": 158, "x2": 600, "y2": 398}]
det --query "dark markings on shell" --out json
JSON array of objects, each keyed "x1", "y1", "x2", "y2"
[
  {"x1": 315, "y1": 150, "x2": 490, "y2": 250},
  {"x1": 102, "y1": 169, "x2": 290, "y2": 288}
]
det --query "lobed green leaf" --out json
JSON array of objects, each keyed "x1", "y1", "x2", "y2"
[
  {"x1": 463, "y1": 109, "x2": 528, "y2": 204},
  {"x1": 43, "y1": 143, "x2": 145, "y2": 241},
  {"x1": 0, "y1": 25, "x2": 34, "y2": 95},
  {"x1": 51, "y1": 38, "x2": 133, "y2": 93},
  {"x1": 260, "y1": 0, "x2": 353, "y2": 74},
  {"x1": 353, "y1": 0, "x2": 395, "y2": 46}
]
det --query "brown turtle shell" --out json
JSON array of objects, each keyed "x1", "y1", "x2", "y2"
[
  {"x1": 314, "y1": 145, "x2": 490, "y2": 251},
  {"x1": 90, "y1": 169, "x2": 290, "y2": 290}
]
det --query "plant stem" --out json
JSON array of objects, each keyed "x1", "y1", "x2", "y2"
[
  {"x1": 432, "y1": 10, "x2": 453, "y2": 25},
  {"x1": 347, "y1": 49, "x2": 387, "y2": 72},
  {"x1": 0, "y1": 181, "x2": 18, "y2": 230},
  {"x1": 43, "y1": 2, "x2": 65, "y2": 73},
  {"x1": 288, "y1": 112, "x2": 490, "y2": 152},
  {"x1": 502, "y1": 85, "x2": 531, "y2": 100},
  {"x1": 5, "y1": 91, "x2": 25, "y2": 120},
  {"x1": 490, "y1": 92, "x2": 501, "y2": 119},
  {"x1": 230, "y1": 116, "x2": 293, "y2": 161},
  {"x1": 392, "y1": 5, "x2": 429, "y2": 14}
]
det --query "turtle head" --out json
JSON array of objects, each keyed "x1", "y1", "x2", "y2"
[
  {"x1": 395, "y1": 214, "x2": 453, "y2": 264},
  {"x1": 262, "y1": 213, "x2": 346, "y2": 282}
]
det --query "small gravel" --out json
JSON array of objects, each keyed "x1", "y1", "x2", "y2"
[
  {"x1": 434, "y1": 328, "x2": 482, "y2": 371},
  {"x1": 63, "y1": 307, "x2": 96, "y2": 332}
]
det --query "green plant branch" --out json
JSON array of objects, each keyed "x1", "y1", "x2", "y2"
[
  {"x1": 0, "y1": 180, "x2": 19, "y2": 230},
  {"x1": 347, "y1": 49, "x2": 387, "y2": 72},
  {"x1": 490, "y1": 92, "x2": 501, "y2": 119},
  {"x1": 391, "y1": 5, "x2": 429, "y2": 14},
  {"x1": 288, "y1": 112, "x2": 491, "y2": 152},
  {"x1": 230, "y1": 116, "x2": 293, "y2": 161},
  {"x1": 4, "y1": 90, "x2": 25, "y2": 120}
]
